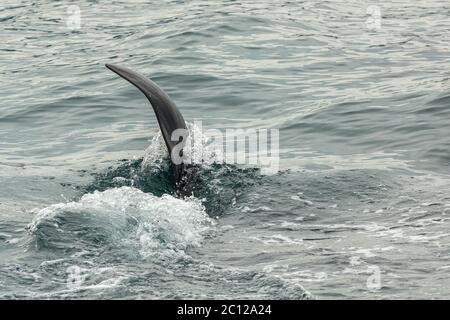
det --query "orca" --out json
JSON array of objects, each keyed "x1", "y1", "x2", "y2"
[{"x1": 105, "y1": 64, "x2": 189, "y2": 187}]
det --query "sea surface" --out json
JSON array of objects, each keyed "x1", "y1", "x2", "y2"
[{"x1": 1, "y1": 0, "x2": 450, "y2": 299}]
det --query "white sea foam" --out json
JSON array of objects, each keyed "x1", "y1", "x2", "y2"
[
  {"x1": 28, "y1": 187, "x2": 214, "y2": 259},
  {"x1": 141, "y1": 122, "x2": 225, "y2": 170},
  {"x1": 141, "y1": 132, "x2": 168, "y2": 170}
]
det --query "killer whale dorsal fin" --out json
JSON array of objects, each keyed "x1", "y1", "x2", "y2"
[{"x1": 105, "y1": 64, "x2": 187, "y2": 155}]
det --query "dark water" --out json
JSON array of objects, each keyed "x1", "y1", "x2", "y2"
[{"x1": 1, "y1": 0, "x2": 449, "y2": 299}]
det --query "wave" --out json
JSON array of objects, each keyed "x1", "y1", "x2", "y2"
[{"x1": 27, "y1": 187, "x2": 214, "y2": 260}]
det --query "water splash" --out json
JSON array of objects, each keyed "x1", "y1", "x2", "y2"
[
  {"x1": 28, "y1": 187, "x2": 214, "y2": 260},
  {"x1": 141, "y1": 122, "x2": 224, "y2": 171},
  {"x1": 141, "y1": 133, "x2": 168, "y2": 170},
  {"x1": 85, "y1": 122, "x2": 263, "y2": 215}
]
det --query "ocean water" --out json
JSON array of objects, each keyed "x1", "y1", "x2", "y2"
[{"x1": 1, "y1": 0, "x2": 449, "y2": 299}]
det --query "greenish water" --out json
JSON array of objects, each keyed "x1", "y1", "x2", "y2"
[{"x1": 1, "y1": 0, "x2": 449, "y2": 299}]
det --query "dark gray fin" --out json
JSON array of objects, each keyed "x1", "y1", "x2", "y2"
[{"x1": 105, "y1": 63, "x2": 187, "y2": 183}]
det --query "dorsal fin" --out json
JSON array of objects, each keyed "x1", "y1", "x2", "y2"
[{"x1": 106, "y1": 64, "x2": 187, "y2": 182}]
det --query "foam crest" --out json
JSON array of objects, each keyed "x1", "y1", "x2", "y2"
[{"x1": 28, "y1": 187, "x2": 214, "y2": 259}]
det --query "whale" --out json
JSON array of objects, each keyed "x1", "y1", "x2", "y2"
[{"x1": 105, "y1": 64, "x2": 189, "y2": 189}]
